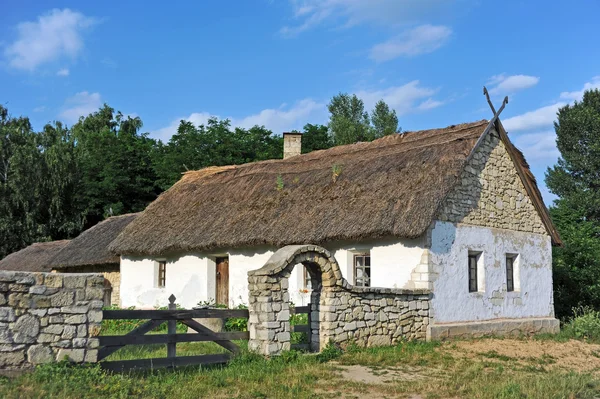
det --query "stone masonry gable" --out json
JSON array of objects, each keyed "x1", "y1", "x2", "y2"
[{"x1": 437, "y1": 128, "x2": 546, "y2": 235}]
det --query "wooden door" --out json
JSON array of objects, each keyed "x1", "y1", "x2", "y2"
[{"x1": 216, "y1": 257, "x2": 229, "y2": 307}]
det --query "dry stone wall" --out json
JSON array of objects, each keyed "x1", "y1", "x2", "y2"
[
  {"x1": 54, "y1": 265, "x2": 120, "y2": 307},
  {"x1": 248, "y1": 245, "x2": 431, "y2": 356},
  {"x1": 438, "y1": 129, "x2": 546, "y2": 235},
  {"x1": 320, "y1": 286, "x2": 430, "y2": 347},
  {"x1": 0, "y1": 271, "x2": 103, "y2": 371}
]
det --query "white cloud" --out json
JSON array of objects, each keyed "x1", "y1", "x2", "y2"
[
  {"x1": 281, "y1": 0, "x2": 453, "y2": 36},
  {"x1": 59, "y1": 91, "x2": 102, "y2": 124},
  {"x1": 559, "y1": 76, "x2": 600, "y2": 101},
  {"x1": 417, "y1": 98, "x2": 444, "y2": 111},
  {"x1": 488, "y1": 74, "x2": 540, "y2": 95},
  {"x1": 4, "y1": 9, "x2": 95, "y2": 71},
  {"x1": 512, "y1": 131, "x2": 559, "y2": 162},
  {"x1": 370, "y1": 25, "x2": 452, "y2": 62},
  {"x1": 33, "y1": 106, "x2": 46, "y2": 113},
  {"x1": 503, "y1": 103, "x2": 565, "y2": 132},
  {"x1": 152, "y1": 112, "x2": 214, "y2": 142},
  {"x1": 234, "y1": 99, "x2": 326, "y2": 131},
  {"x1": 57, "y1": 68, "x2": 70, "y2": 76},
  {"x1": 152, "y1": 82, "x2": 443, "y2": 141},
  {"x1": 356, "y1": 80, "x2": 441, "y2": 115},
  {"x1": 152, "y1": 100, "x2": 328, "y2": 143}
]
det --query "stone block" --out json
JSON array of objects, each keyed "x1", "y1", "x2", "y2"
[
  {"x1": 50, "y1": 291, "x2": 74, "y2": 307},
  {"x1": 65, "y1": 314, "x2": 86, "y2": 324},
  {"x1": 88, "y1": 310, "x2": 102, "y2": 323},
  {"x1": 29, "y1": 286, "x2": 46, "y2": 295},
  {"x1": 63, "y1": 275, "x2": 87, "y2": 289},
  {"x1": 44, "y1": 274, "x2": 63, "y2": 288},
  {"x1": 61, "y1": 306, "x2": 89, "y2": 314},
  {"x1": 85, "y1": 288, "x2": 104, "y2": 301},
  {"x1": 56, "y1": 349, "x2": 85, "y2": 363},
  {"x1": 77, "y1": 324, "x2": 87, "y2": 337},
  {"x1": 13, "y1": 314, "x2": 40, "y2": 343},
  {"x1": 27, "y1": 345, "x2": 54, "y2": 364},
  {"x1": 0, "y1": 350, "x2": 25, "y2": 367},
  {"x1": 84, "y1": 349, "x2": 98, "y2": 363},
  {"x1": 0, "y1": 307, "x2": 16, "y2": 322},
  {"x1": 43, "y1": 324, "x2": 64, "y2": 335}
]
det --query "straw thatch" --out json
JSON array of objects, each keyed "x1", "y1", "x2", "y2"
[
  {"x1": 109, "y1": 120, "x2": 559, "y2": 256},
  {"x1": 51, "y1": 213, "x2": 138, "y2": 269},
  {"x1": 0, "y1": 240, "x2": 70, "y2": 272}
]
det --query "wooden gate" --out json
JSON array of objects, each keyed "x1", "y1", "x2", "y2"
[{"x1": 98, "y1": 295, "x2": 312, "y2": 371}]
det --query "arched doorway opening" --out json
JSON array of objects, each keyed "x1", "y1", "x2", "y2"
[{"x1": 247, "y1": 245, "x2": 344, "y2": 356}]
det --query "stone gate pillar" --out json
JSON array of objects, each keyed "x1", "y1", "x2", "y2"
[{"x1": 247, "y1": 274, "x2": 291, "y2": 356}]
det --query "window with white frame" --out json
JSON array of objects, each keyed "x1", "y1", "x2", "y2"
[
  {"x1": 468, "y1": 251, "x2": 482, "y2": 293},
  {"x1": 353, "y1": 253, "x2": 371, "y2": 287},
  {"x1": 506, "y1": 254, "x2": 518, "y2": 292}
]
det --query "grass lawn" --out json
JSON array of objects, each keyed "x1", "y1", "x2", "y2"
[{"x1": 2, "y1": 334, "x2": 600, "y2": 399}]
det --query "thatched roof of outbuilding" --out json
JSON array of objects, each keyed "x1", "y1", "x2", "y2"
[
  {"x1": 50, "y1": 213, "x2": 139, "y2": 269},
  {"x1": 110, "y1": 120, "x2": 560, "y2": 256},
  {"x1": 0, "y1": 240, "x2": 70, "y2": 272}
]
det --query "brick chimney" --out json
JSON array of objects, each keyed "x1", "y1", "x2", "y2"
[{"x1": 283, "y1": 132, "x2": 302, "y2": 159}]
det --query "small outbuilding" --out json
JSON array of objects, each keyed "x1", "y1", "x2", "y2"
[
  {"x1": 50, "y1": 213, "x2": 138, "y2": 306},
  {"x1": 0, "y1": 240, "x2": 70, "y2": 273}
]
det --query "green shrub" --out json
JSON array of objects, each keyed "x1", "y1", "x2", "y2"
[
  {"x1": 565, "y1": 306, "x2": 600, "y2": 341},
  {"x1": 316, "y1": 340, "x2": 342, "y2": 363}
]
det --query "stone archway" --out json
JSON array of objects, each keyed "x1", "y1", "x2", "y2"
[{"x1": 247, "y1": 245, "x2": 345, "y2": 356}]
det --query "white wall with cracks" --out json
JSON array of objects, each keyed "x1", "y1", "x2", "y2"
[{"x1": 429, "y1": 221, "x2": 554, "y2": 324}]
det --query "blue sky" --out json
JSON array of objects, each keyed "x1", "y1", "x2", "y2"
[{"x1": 2, "y1": 0, "x2": 600, "y2": 204}]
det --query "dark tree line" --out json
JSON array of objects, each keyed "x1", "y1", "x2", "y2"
[{"x1": 0, "y1": 93, "x2": 400, "y2": 259}]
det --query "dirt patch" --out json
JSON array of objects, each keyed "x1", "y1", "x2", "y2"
[
  {"x1": 446, "y1": 338, "x2": 600, "y2": 373},
  {"x1": 333, "y1": 364, "x2": 425, "y2": 385}
]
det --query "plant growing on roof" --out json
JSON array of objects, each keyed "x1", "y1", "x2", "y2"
[
  {"x1": 276, "y1": 174, "x2": 284, "y2": 191},
  {"x1": 332, "y1": 164, "x2": 343, "y2": 183}
]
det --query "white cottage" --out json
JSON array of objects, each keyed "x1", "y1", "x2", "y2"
[{"x1": 110, "y1": 118, "x2": 561, "y2": 338}]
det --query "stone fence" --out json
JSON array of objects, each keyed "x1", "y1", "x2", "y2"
[
  {"x1": 0, "y1": 271, "x2": 104, "y2": 371},
  {"x1": 248, "y1": 245, "x2": 431, "y2": 356},
  {"x1": 321, "y1": 286, "x2": 430, "y2": 348}
]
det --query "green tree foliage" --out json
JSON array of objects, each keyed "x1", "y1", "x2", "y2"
[
  {"x1": 327, "y1": 93, "x2": 399, "y2": 145},
  {"x1": 546, "y1": 89, "x2": 600, "y2": 319},
  {"x1": 0, "y1": 105, "x2": 43, "y2": 257},
  {"x1": 71, "y1": 105, "x2": 160, "y2": 229},
  {"x1": 328, "y1": 93, "x2": 372, "y2": 145},
  {"x1": 300, "y1": 124, "x2": 332, "y2": 154},
  {"x1": 154, "y1": 118, "x2": 283, "y2": 190},
  {"x1": 371, "y1": 100, "x2": 400, "y2": 138}
]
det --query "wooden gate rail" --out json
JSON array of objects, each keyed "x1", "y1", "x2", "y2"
[{"x1": 98, "y1": 296, "x2": 313, "y2": 371}]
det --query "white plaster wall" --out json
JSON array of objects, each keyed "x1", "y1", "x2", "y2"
[
  {"x1": 430, "y1": 221, "x2": 554, "y2": 324},
  {"x1": 329, "y1": 238, "x2": 424, "y2": 289},
  {"x1": 120, "y1": 254, "x2": 210, "y2": 309},
  {"x1": 120, "y1": 237, "x2": 427, "y2": 309}
]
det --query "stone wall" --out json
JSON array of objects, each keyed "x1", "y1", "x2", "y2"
[
  {"x1": 320, "y1": 286, "x2": 430, "y2": 347},
  {"x1": 437, "y1": 128, "x2": 546, "y2": 235},
  {"x1": 248, "y1": 245, "x2": 431, "y2": 356},
  {"x1": 0, "y1": 271, "x2": 103, "y2": 371},
  {"x1": 54, "y1": 265, "x2": 120, "y2": 307}
]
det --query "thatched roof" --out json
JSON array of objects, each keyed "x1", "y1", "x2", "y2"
[
  {"x1": 110, "y1": 120, "x2": 560, "y2": 256},
  {"x1": 50, "y1": 213, "x2": 138, "y2": 269},
  {"x1": 0, "y1": 240, "x2": 70, "y2": 272}
]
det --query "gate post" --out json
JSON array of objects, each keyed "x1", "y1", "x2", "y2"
[{"x1": 247, "y1": 274, "x2": 290, "y2": 356}]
